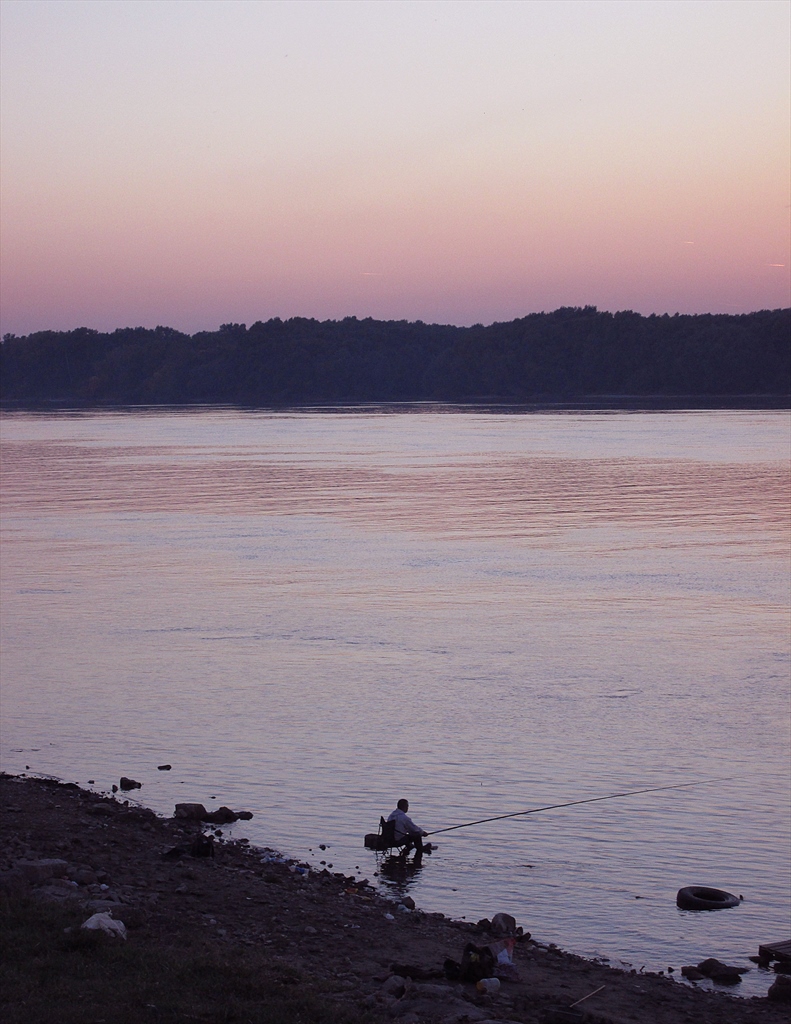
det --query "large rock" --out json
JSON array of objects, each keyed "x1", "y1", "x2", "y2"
[
  {"x1": 174, "y1": 803, "x2": 208, "y2": 820},
  {"x1": 381, "y1": 974, "x2": 408, "y2": 998},
  {"x1": 119, "y1": 777, "x2": 142, "y2": 791},
  {"x1": 203, "y1": 806, "x2": 238, "y2": 824},
  {"x1": 490, "y1": 913, "x2": 517, "y2": 937},
  {"x1": 697, "y1": 958, "x2": 743, "y2": 983},
  {"x1": 768, "y1": 974, "x2": 791, "y2": 1003}
]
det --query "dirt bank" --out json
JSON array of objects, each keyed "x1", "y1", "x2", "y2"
[{"x1": 1, "y1": 773, "x2": 787, "y2": 1024}]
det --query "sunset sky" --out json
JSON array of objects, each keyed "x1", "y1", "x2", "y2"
[{"x1": 1, "y1": 0, "x2": 789, "y2": 336}]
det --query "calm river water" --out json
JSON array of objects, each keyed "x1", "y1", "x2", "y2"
[{"x1": 1, "y1": 408, "x2": 789, "y2": 996}]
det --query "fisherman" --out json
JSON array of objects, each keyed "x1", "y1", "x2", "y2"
[{"x1": 387, "y1": 799, "x2": 429, "y2": 857}]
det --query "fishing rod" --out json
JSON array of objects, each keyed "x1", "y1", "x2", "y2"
[{"x1": 425, "y1": 776, "x2": 736, "y2": 837}]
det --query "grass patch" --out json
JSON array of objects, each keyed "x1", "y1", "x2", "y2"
[{"x1": 0, "y1": 897, "x2": 378, "y2": 1024}]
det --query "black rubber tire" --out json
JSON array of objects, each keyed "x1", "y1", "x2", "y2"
[{"x1": 676, "y1": 886, "x2": 740, "y2": 911}]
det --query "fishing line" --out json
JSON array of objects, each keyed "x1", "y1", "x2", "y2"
[{"x1": 425, "y1": 776, "x2": 736, "y2": 837}]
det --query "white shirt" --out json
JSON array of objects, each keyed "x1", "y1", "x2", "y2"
[{"x1": 387, "y1": 807, "x2": 423, "y2": 841}]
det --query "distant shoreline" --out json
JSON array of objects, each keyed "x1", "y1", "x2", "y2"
[
  {"x1": 2, "y1": 395, "x2": 790, "y2": 413},
  {"x1": 3, "y1": 308, "x2": 788, "y2": 408}
]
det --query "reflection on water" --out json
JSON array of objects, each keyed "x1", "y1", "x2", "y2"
[
  {"x1": 377, "y1": 853, "x2": 426, "y2": 898},
  {"x1": 2, "y1": 443, "x2": 788, "y2": 546},
  {"x1": 1, "y1": 409, "x2": 789, "y2": 997}
]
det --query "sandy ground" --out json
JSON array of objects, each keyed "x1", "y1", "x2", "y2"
[{"x1": 1, "y1": 773, "x2": 788, "y2": 1024}]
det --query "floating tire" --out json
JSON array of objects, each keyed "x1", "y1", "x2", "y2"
[{"x1": 676, "y1": 886, "x2": 740, "y2": 911}]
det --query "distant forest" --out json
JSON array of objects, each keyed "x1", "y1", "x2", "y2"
[{"x1": 1, "y1": 307, "x2": 789, "y2": 407}]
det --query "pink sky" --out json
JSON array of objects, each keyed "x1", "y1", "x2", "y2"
[{"x1": 1, "y1": 0, "x2": 789, "y2": 336}]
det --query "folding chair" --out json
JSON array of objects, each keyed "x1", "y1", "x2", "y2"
[{"x1": 364, "y1": 816, "x2": 407, "y2": 853}]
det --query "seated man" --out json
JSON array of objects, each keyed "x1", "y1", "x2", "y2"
[{"x1": 387, "y1": 798, "x2": 429, "y2": 857}]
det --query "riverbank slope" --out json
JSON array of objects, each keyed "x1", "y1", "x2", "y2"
[{"x1": 1, "y1": 774, "x2": 786, "y2": 1024}]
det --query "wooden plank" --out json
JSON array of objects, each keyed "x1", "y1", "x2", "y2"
[{"x1": 758, "y1": 940, "x2": 791, "y2": 962}]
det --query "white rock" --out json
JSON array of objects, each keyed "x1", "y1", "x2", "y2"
[{"x1": 81, "y1": 912, "x2": 127, "y2": 940}]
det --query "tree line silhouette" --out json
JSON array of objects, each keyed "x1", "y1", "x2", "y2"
[{"x1": 1, "y1": 306, "x2": 788, "y2": 407}]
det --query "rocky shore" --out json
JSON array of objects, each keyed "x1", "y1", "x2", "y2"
[{"x1": 1, "y1": 773, "x2": 788, "y2": 1024}]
